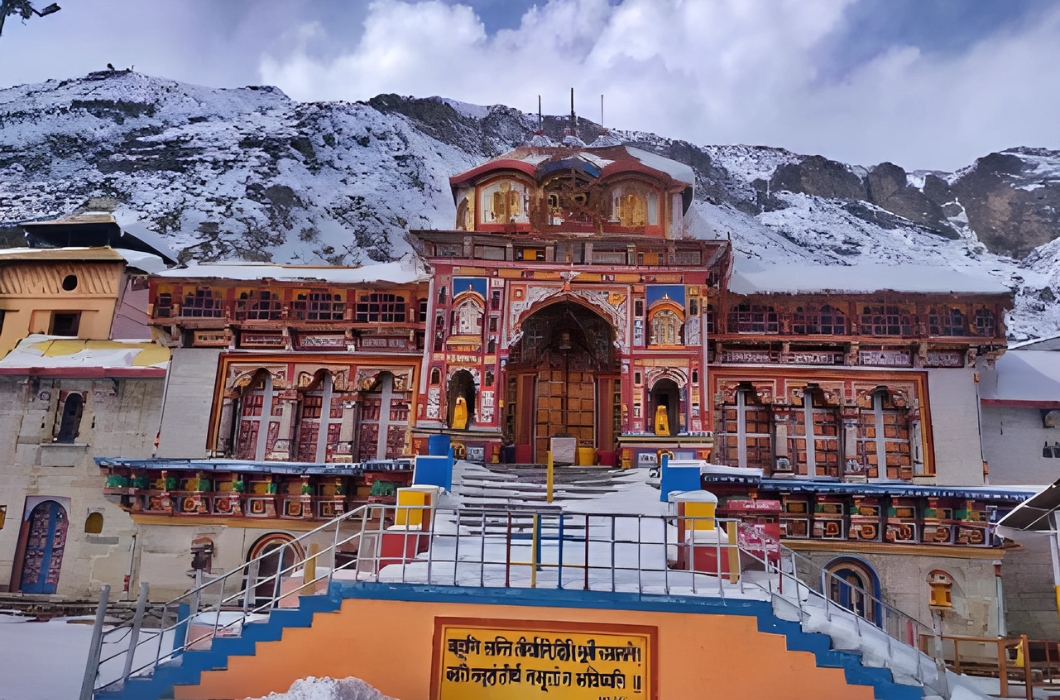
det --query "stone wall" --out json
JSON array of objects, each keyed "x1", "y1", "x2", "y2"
[
  {"x1": 0, "y1": 375, "x2": 162, "y2": 599},
  {"x1": 926, "y1": 367, "x2": 985, "y2": 485},
  {"x1": 795, "y1": 548, "x2": 1002, "y2": 640}
]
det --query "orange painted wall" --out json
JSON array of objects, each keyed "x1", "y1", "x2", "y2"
[{"x1": 176, "y1": 597, "x2": 874, "y2": 700}]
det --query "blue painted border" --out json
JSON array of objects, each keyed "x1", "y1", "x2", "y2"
[{"x1": 99, "y1": 584, "x2": 922, "y2": 700}]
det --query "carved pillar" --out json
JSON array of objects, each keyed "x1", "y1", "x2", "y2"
[
  {"x1": 271, "y1": 394, "x2": 298, "y2": 460},
  {"x1": 216, "y1": 396, "x2": 236, "y2": 455},
  {"x1": 339, "y1": 400, "x2": 357, "y2": 460},
  {"x1": 841, "y1": 406, "x2": 862, "y2": 482},
  {"x1": 773, "y1": 403, "x2": 792, "y2": 474}
]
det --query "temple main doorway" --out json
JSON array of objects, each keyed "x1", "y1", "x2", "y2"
[{"x1": 506, "y1": 301, "x2": 618, "y2": 463}]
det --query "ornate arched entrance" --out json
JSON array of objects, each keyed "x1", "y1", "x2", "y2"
[
  {"x1": 824, "y1": 556, "x2": 881, "y2": 625},
  {"x1": 506, "y1": 300, "x2": 618, "y2": 462},
  {"x1": 19, "y1": 500, "x2": 68, "y2": 594}
]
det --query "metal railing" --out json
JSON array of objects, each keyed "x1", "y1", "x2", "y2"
[
  {"x1": 918, "y1": 633, "x2": 1060, "y2": 700},
  {"x1": 82, "y1": 503, "x2": 946, "y2": 698},
  {"x1": 730, "y1": 523, "x2": 946, "y2": 694}
]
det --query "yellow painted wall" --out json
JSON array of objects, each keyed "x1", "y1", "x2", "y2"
[
  {"x1": 0, "y1": 259, "x2": 125, "y2": 356},
  {"x1": 176, "y1": 597, "x2": 873, "y2": 700}
]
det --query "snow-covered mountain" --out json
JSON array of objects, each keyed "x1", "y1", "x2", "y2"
[{"x1": 2, "y1": 70, "x2": 1059, "y2": 339}]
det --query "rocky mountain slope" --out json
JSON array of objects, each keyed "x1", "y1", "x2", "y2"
[{"x1": 1, "y1": 70, "x2": 1058, "y2": 339}]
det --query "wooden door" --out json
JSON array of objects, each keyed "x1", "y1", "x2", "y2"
[{"x1": 20, "y1": 501, "x2": 68, "y2": 594}]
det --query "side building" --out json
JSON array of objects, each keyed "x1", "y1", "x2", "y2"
[{"x1": 979, "y1": 338, "x2": 1060, "y2": 638}]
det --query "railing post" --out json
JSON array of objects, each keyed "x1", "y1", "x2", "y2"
[
  {"x1": 1022, "y1": 634, "x2": 1033, "y2": 700},
  {"x1": 191, "y1": 568, "x2": 203, "y2": 618},
  {"x1": 212, "y1": 574, "x2": 226, "y2": 643},
  {"x1": 726, "y1": 520, "x2": 739, "y2": 585},
  {"x1": 557, "y1": 514, "x2": 565, "y2": 590},
  {"x1": 504, "y1": 512, "x2": 512, "y2": 588},
  {"x1": 584, "y1": 514, "x2": 590, "y2": 592},
  {"x1": 999, "y1": 638, "x2": 1009, "y2": 698},
  {"x1": 479, "y1": 511, "x2": 486, "y2": 588},
  {"x1": 120, "y1": 582, "x2": 150, "y2": 686},
  {"x1": 244, "y1": 559, "x2": 259, "y2": 613},
  {"x1": 79, "y1": 584, "x2": 110, "y2": 700},
  {"x1": 530, "y1": 513, "x2": 539, "y2": 589}
]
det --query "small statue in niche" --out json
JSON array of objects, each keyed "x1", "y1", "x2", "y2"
[
  {"x1": 654, "y1": 404, "x2": 670, "y2": 436},
  {"x1": 451, "y1": 396, "x2": 469, "y2": 430}
]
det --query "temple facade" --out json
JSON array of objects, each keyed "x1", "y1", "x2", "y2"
[{"x1": 0, "y1": 142, "x2": 1041, "y2": 638}]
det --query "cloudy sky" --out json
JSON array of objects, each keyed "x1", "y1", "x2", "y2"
[{"x1": 1, "y1": 0, "x2": 1058, "y2": 171}]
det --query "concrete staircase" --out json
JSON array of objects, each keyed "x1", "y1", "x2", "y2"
[{"x1": 98, "y1": 584, "x2": 926, "y2": 700}]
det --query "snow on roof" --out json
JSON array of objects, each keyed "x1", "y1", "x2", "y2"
[
  {"x1": 153, "y1": 255, "x2": 428, "y2": 285},
  {"x1": 0, "y1": 246, "x2": 126, "y2": 262},
  {"x1": 0, "y1": 335, "x2": 170, "y2": 374},
  {"x1": 980, "y1": 350, "x2": 1060, "y2": 405},
  {"x1": 729, "y1": 255, "x2": 1011, "y2": 295},
  {"x1": 0, "y1": 246, "x2": 167, "y2": 272},
  {"x1": 625, "y1": 146, "x2": 695, "y2": 187}
]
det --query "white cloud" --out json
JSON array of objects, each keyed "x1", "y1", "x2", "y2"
[{"x1": 259, "y1": 0, "x2": 1060, "y2": 171}]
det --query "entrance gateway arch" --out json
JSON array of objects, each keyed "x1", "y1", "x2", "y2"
[{"x1": 504, "y1": 299, "x2": 619, "y2": 463}]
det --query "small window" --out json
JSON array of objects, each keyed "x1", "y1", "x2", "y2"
[
  {"x1": 419, "y1": 299, "x2": 428, "y2": 322},
  {"x1": 438, "y1": 287, "x2": 447, "y2": 305},
  {"x1": 692, "y1": 370, "x2": 699, "y2": 384},
  {"x1": 491, "y1": 290, "x2": 501, "y2": 310},
  {"x1": 51, "y1": 312, "x2": 81, "y2": 337},
  {"x1": 56, "y1": 393, "x2": 85, "y2": 443},
  {"x1": 85, "y1": 512, "x2": 104, "y2": 534},
  {"x1": 689, "y1": 298, "x2": 699, "y2": 316},
  {"x1": 155, "y1": 293, "x2": 173, "y2": 318},
  {"x1": 485, "y1": 371, "x2": 494, "y2": 386},
  {"x1": 0, "y1": 505, "x2": 6, "y2": 530},
  {"x1": 489, "y1": 316, "x2": 498, "y2": 332},
  {"x1": 974, "y1": 308, "x2": 995, "y2": 337},
  {"x1": 430, "y1": 368, "x2": 441, "y2": 385},
  {"x1": 61, "y1": 274, "x2": 78, "y2": 291},
  {"x1": 634, "y1": 300, "x2": 644, "y2": 317}
]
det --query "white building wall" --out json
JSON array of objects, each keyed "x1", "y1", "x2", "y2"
[
  {"x1": 926, "y1": 367, "x2": 985, "y2": 486},
  {"x1": 981, "y1": 405, "x2": 1060, "y2": 486}
]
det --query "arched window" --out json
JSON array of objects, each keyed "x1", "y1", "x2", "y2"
[
  {"x1": 791, "y1": 304, "x2": 846, "y2": 335},
  {"x1": 929, "y1": 307, "x2": 965, "y2": 336},
  {"x1": 84, "y1": 512, "x2": 104, "y2": 534},
  {"x1": 860, "y1": 305, "x2": 913, "y2": 336},
  {"x1": 235, "y1": 290, "x2": 281, "y2": 321},
  {"x1": 56, "y1": 393, "x2": 84, "y2": 444},
  {"x1": 355, "y1": 293, "x2": 404, "y2": 323},
  {"x1": 650, "y1": 309, "x2": 682, "y2": 345},
  {"x1": 235, "y1": 371, "x2": 282, "y2": 461},
  {"x1": 454, "y1": 298, "x2": 484, "y2": 336},
  {"x1": 182, "y1": 287, "x2": 223, "y2": 318},
  {"x1": 430, "y1": 368, "x2": 441, "y2": 385},
  {"x1": 728, "y1": 304, "x2": 779, "y2": 334},
  {"x1": 296, "y1": 372, "x2": 341, "y2": 463},
  {"x1": 790, "y1": 389, "x2": 840, "y2": 477},
  {"x1": 974, "y1": 308, "x2": 995, "y2": 337},
  {"x1": 856, "y1": 390, "x2": 913, "y2": 480},
  {"x1": 719, "y1": 388, "x2": 772, "y2": 470}
]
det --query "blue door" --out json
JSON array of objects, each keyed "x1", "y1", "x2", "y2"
[
  {"x1": 828, "y1": 566, "x2": 877, "y2": 624},
  {"x1": 20, "y1": 501, "x2": 68, "y2": 594}
]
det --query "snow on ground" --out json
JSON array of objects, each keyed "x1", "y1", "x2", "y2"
[
  {"x1": 0, "y1": 612, "x2": 174, "y2": 700},
  {"x1": 247, "y1": 676, "x2": 394, "y2": 700}
]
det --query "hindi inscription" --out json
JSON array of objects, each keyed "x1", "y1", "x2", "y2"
[{"x1": 433, "y1": 618, "x2": 656, "y2": 699}]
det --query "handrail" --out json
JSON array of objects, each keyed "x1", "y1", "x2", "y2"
[
  {"x1": 91, "y1": 503, "x2": 374, "y2": 693},
  {"x1": 87, "y1": 504, "x2": 947, "y2": 697}
]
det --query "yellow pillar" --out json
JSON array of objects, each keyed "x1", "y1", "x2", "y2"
[
  {"x1": 726, "y1": 521, "x2": 739, "y2": 584},
  {"x1": 546, "y1": 451, "x2": 554, "y2": 503}
]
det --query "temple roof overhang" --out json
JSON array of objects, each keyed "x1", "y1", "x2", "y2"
[
  {"x1": 95, "y1": 457, "x2": 414, "y2": 475},
  {"x1": 700, "y1": 471, "x2": 1038, "y2": 504}
]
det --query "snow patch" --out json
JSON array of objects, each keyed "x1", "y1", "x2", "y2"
[{"x1": 248, "y1": 676, "x2": 394, "y2": 700}]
